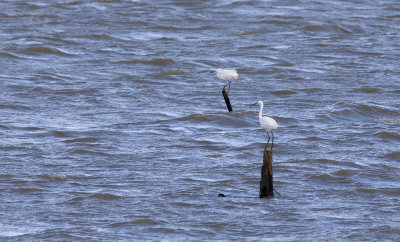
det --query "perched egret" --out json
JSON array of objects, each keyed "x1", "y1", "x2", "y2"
[
  {"x1": 215, "y1": 68, "x2": 238, "y2": 94},
  {"x1": 251, "y1": 101, "x2": 278, "y2": 151}
]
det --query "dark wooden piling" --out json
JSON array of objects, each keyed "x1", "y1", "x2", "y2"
[
  {"x1": 222, "y1": 87, "x2": 233, "y2": 112},
  {"x1": 260, "y1": 149, "x2": 274, "y2": 198}
]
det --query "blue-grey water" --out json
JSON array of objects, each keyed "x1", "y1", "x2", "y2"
[{"x1": 1, "y1": 0, "x2": 400, "y2": 240}]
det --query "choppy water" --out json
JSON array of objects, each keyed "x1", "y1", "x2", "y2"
[{"x1": 1, "y1": 0, "x2": 400, "y2": 240}]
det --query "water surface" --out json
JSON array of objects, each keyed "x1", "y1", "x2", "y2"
[{"x1": 1, "y1": 0, "x2": 400, "y2": 240}]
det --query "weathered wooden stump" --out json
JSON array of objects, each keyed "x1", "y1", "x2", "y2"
[
  {"x1": 222, "y1": 87, "x2": 233, "y2": 112},
  {"x1": 260, "y1": 149, "x2": 274, "y2": 198}
]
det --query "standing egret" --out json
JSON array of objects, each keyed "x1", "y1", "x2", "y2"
[
  {"x1": 215, "y1": 68, "x2": 238, "y2": 94},
  {"x1": 251, "y1": 101, "x2": 278, "y2": 151}
]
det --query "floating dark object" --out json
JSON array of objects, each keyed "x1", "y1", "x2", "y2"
[{"x1": 218, "y1": 193, "x2": 226, "y2": 197}]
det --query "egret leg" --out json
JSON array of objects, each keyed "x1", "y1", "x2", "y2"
[
  {"x1": 266, "y1": 131, "x2": 271, "y2": 150},
  {"x1": 227, "y1": 81, "x2": 231, "y2": 94},
  {"x1": 271, "y1": 131, "x2": 274, "y2": 151},
  {"x1": 223, "y1": 82, "x2": 230, "y2": 94}
]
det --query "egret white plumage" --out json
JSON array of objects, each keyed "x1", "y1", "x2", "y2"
[
  {"x1": 251, "y1": 101, "x2": 278, "y2": 151},
  {"x1": 215, "y1": 68, "x2": 238, "y2": 94}
]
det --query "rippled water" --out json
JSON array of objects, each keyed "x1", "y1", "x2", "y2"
[{"x1": 1, "y1": 0, "x2": 400, "y2": 240}]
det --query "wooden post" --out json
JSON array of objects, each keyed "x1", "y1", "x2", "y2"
[
  {"x1": 222, "y1": 87, "x2": 233, "y2": 112},
  {"x1": 260, "y1": 149, "x2": 274, "y2": 198}
]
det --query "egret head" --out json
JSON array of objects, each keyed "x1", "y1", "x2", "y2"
[
  {"x1": 250, "y1": 101, "x2": 263, "y2": 106},
  {"x1": 232, "y1": 71, "x2": 238, "y2": 79}
]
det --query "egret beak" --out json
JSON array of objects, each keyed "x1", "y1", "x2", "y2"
[{"x1": 249, "y1": 103, "x2": 258, "y2": 106}]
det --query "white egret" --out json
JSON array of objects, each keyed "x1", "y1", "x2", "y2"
[
  {"x1": 215, "y1": 68, "x2": 238, "y2": 94},
  {"x1": 251, "y1": 101, "x2": 278, "y2": 151}
]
